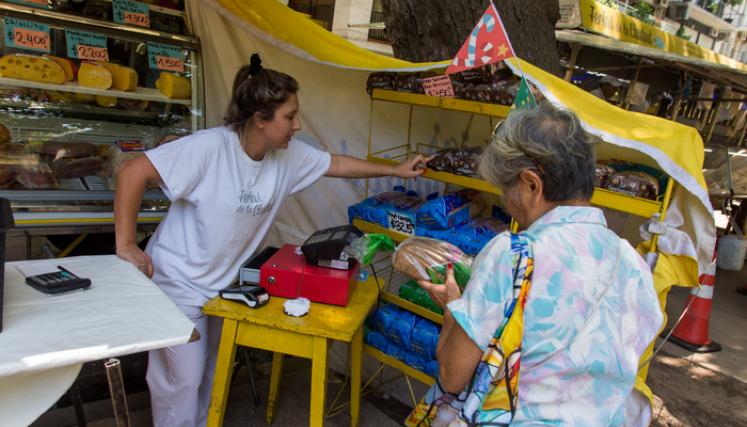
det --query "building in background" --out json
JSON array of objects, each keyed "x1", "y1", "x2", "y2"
[{"x1": 280, "y1": 0, "x2": 393, "y2": 55}]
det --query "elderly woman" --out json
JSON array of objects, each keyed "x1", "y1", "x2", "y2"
[{"x1": 417, "y1": 105, "x2": 663, "y2": 426}]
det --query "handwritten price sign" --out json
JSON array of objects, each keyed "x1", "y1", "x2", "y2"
[
  {"x1": 147, "y1": 42, "x2": 184, "y2": 72},
  {"x1": 113, "y1": 0, "x2": 150, "y2": 28},
  {"x1": 66, "y1": 30, "x2": 108, "y2": 61},
  {"x1": 387, "y1": 211, "x2": 415, "y2": 236},
  {"x1": 421, "y1": 75, "x2": 455, "y2": 97},
  {"x1": 4, "y1": 18, "x2": 50, "y2": 52}
]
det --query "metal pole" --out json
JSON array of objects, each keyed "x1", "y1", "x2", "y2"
[
  {"x1": 623, "y1": 59, "x2": 644, "y2": 110},
  {"x1": 104, "y1": 358, "x2": 131, "y2": 427},
  {"x1": 671, "y1": 72, "x2": 688, "y2": 122},
  {"x1": 706, "y1": 86, "x2": 724, "y2": 144},
  {"x1": 564, "y1": 44, "x2": 581, "y2": 82}
]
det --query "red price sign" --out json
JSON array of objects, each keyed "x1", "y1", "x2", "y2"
[
  {"x1": 77, "y1": 44, "x2": 109, "y2": 62},
  {"x1": 26, "y1": 0, "x2": 49, "y2": 5},
  {"x1": 156, "y1": 55, "x2": 184, "y2": 72},
  {"x1": 13, "y1": 28, "x2": 50, "y2": 51},
  {"x1": 124, "y1": 11, "x2": 150, "y2": 27},
  {"x1": 422, "y1": 75, "x2": 455, "y2": 97}
]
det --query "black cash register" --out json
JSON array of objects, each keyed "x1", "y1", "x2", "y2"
[{"x1": 301, "y1": 225, "x2": 362, "y2": 270}]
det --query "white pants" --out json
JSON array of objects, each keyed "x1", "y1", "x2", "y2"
[{"x1": 147, "y1": 304, "x2": 223, "y2": 427}]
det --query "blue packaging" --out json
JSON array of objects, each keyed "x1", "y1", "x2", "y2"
[
  {"x1": 384, "y1": 307, "x2": 418, "y2": 348},
  {"x1": 426, "y1": 360, "x2": 440, "y2": 377},
  {"x1": 416, "y1": 190, "x2": 474, "y2": 230},
  {"x1": 411, "y1": 318, "x2": 441, "y2": 360},
  {"x1": 451, "y1": 217, "x2": 508, "y2": 255},
  {"x1": 364, "y1": 328, "x2": 390, "y2": 353},
  {"x1": 371, "y1": 303, "x2": 401, "y2": 337},
  {"x1": 347, "y1": 187, "x2": 423, "y2": 228}
]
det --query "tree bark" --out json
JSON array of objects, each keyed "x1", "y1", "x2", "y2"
[{"x1": 381, "y1": 0, "x2": 562, "y2": 76}]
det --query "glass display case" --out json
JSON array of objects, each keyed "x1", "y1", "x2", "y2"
[{"x1": 0, "y1": 0, "x2": 204, "y2": 229}]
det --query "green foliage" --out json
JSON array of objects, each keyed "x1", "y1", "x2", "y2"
[
  {"x1": 631, "y1": 2, "x2": 655, "y2": 25},
  {"x1": 676, "y1": 26, "x2": 692, "y2": 41}
]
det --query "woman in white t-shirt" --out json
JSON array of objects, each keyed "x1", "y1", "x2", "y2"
[{"x1": 113, "y1": 54, "x2": 428, "y2": 427}]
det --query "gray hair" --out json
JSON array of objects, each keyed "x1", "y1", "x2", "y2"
[{"x1": 479, "y1": 104, "x2": 596, "y2": 202}]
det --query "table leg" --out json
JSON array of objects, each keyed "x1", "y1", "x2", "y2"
[
  {"x1": 265, "y1": 352, "x2": 284, "y2": 425},
  {"x1": 310, "y1": 337, "x2": 328, "y2": 427},
  {"x1": 207, "y1": 319, "x2": 238, "y2": 427},
  {"x1": 350, "y1": 328, "x2": 363, "y2": 427}
]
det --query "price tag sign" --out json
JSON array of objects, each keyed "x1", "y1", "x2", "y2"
[
  {"x1": 4, "y1": 18, "x2": 50, "y2": 52},
  {"x1": 387, "y1": 211, "x2": 415, "y2": 236},
  {"x1": 116, "y1": 140, "x2": 145, "y2": 152},
  {"x1": 6, "y1": 0, "x2": 50, "y2": 9},
  {"x1": 422, "y1": 75, "x2": 455, "y2": 97},
  {"x1": 113, "y1": 0, "x2": 150, "y2": 28},
  {"x1": 147, "y1": 42, "x2": 184, "y2": 72},
  {"x1": 66, "y1": 30, "x2": 109, "y2": 61}
]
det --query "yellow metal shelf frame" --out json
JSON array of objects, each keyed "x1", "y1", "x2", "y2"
[
  {"x1": 371, "y1": 89, "x2": 511, "y2": 118},
  {"x1": 364, "y1": 344, "x2": 435, "y2": 386}
]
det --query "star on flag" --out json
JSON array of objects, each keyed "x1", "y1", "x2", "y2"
[{"x1": 446, "y1": 3, "x2": 515, "y2": 75}]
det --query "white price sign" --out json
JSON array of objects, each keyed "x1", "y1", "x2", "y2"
[{"x1": 387, "y1": 211, "x2": 415, "y2": 236}]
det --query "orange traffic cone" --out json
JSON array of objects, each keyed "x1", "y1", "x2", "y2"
[{"x1": 667, "y1": 253, "x2": 722, "y2": 353}]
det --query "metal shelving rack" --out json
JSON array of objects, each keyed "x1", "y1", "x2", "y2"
[{"x1": 358, "y1": 87, "x2": 675, "y2": 385}]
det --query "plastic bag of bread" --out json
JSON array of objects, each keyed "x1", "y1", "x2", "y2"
[
  {"x1": 427, "y1": 146, "x2": 483, "y2": 177},
  {"x1": 52, "y1": 156, "x2": 103, "y2": 179},
  {"x1": 603, "y1": 171, "x2": 659, "y2": 200},
  {"x1": 392, "y1": 237, "x2": 473, "y2": 287},
  {"x1": 594, "y1": 163, "x2": 616, "y2": 187}
]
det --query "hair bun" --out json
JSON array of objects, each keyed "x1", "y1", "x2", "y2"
[{"x1": 249, "y1": 53, "x2": 262, "y2": 76}]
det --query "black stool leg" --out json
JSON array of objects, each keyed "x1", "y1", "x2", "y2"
[
  {"x1": 69, "y1": 379, "x2": 87, "y2": 427},
  {"x1": 241, "y1": 349, "x2": 261, "y2": 407}
]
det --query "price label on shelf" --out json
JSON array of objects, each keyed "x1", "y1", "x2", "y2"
[
  {"x1": 387, "y1": 211, "x2": 415, "y2": 236},
  {"x1": 6, "y1": 0, "x2": 51, "y2": 9},
  {"x1": 4, "y1": 18, "x2": 50, "y2": 52},
  {"x1": 113, "y1": 0, "x2": 150, "y2": 28},
  {"x1": 147, "y1": 42, "x2": 184, "y2": 72},
  {"x1": 66, "y1": 30, "x2": 109, "y2": 61},
  {"x1": 421, "y1": 75, "x2": 455, "y2": 97}
]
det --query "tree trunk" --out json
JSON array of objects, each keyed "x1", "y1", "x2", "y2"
[{"x1": 381, "y1": 0, "x2": 562, "y2": 76}]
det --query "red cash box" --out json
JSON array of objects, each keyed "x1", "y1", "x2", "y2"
[{"x1": 259, "y1": 244, "x2": 359, "y2": 306}]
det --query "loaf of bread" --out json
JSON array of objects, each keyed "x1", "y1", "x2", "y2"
[
  {"x1": 52, "y1": 156, "x2": 102, "y2": 179},
  {"x1": 594, "y1": 163, "x2": 616, "y2": 187},
  {"x1": 0, "y1": 164, "x2": 15, "y2": 188},
  {"x1": 38, "y1": 141, "x2": 97, "y2": 159},
  {"x1": 16, "y1": 163, "x2": 57, "y2": 189},
  {"x1": 0, "y1": 54, "x2": 66, "y2": 85},
  {"x1": 392, "y1": 237, "x2": 473, "y2": 282}
]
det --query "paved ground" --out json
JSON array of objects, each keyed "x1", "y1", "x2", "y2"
[{"x1": 31, "y1": 267, "x2": 747, "y2": 427}]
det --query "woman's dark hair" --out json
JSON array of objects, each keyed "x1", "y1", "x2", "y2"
[{"x1": 224, "y1": 54, "x2": 299, "y2": 132}]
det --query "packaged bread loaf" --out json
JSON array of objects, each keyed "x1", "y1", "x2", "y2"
[
  {"x1": 594, "y1": 163, "x2": 616, "y2": 187},
  {"x1": 392, "y1": 237, "x2": 473, "y2": 286},
  {"x1": 603, "y1": 171, "x2": 659, "y2": 200}
]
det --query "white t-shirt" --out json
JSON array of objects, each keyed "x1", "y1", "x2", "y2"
[{"x1": 145, "y1": 126, "x2": 331, "y2": 306}]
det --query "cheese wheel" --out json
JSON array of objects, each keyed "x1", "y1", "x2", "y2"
[
  {"x1": 98, "y1": 62, "x2": 138, "y2": 91},
  {"x1": 74, "y1": 92, "x2": 96, "y2": 103},
  {"x1": 155, "y1": 72, "x2": 191, "y2": 99},
  {"x1": 95, "y1": 95, "x2": 117, "y2": 108},
  {"x1": 0, "y1": 54, "x2": 66, "y2": 85},
  {"x1": 44, "y1": 55, "x2": 77, "y2": 81},
  {"x1": 78, "y1": 62, "x2": 112, "y2": 90}
]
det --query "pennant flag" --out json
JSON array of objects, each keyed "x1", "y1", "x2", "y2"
[
  {"x1": 446, "y1": 3, "x2": 515, "y2": 75},
  {"x1": 511, "y1": 77, "x2": 538, "y2": 110}
]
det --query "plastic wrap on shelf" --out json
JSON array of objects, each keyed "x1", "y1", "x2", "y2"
[
  {"x1": 416, "y1": 189, "x2": 475, "y2": 230},
  {"x1": 366, "y1": 67, "x2": 519, "y2": 106},
  {"x1": 392, "y1": 237, "x2": 473, "y2": 285},
  {"x1": 398, "y1": 279, "x2": 443, "y2": 315},
  {"x1": 365, "y1": 303, "x2": 441, "y2": 376},
  {"x1": 426, "y1": 146, "x2": 484, "y2": 177},
  {"x1": 603, "y1": 171, "x2": 659, "y2": 200},
  {"x1": 347, "y1": 186, "x2": 423, "y2": 228},
  {"x1": 343, "y1": 233, "x2": 396, "y2": 266}
]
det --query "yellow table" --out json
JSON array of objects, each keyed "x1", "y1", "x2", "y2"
[{"x1": 204, "y1": 279, "x2": 379, "y2": 427}]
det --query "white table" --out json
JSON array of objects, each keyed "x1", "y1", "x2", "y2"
[{"x1": 0, "y1": 255, "x2": 194, "y2": 427}]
